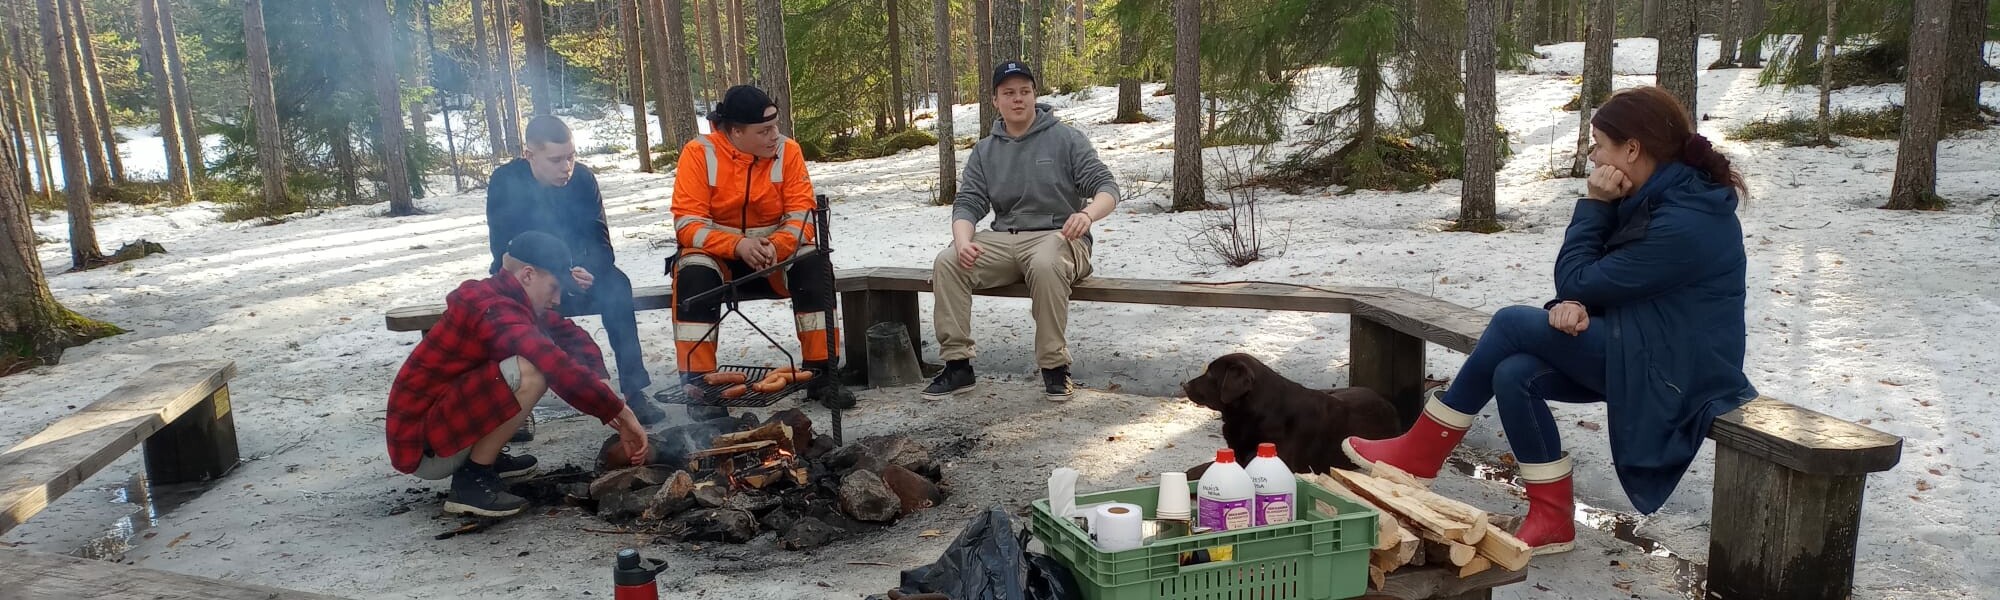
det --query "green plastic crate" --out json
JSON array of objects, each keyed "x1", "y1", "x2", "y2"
[{"x1": 1028, "y1": 475, "x2": 1378, "y2": 600}]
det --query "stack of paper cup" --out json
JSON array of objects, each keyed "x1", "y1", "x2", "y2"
[{"x1": 1156, "y1": 472, "x2": 1192, "y2": 520}]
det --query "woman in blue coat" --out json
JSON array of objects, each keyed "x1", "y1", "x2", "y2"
[{"x1": 1342, "y1": 86, "x2": 1759, "y2": 555}]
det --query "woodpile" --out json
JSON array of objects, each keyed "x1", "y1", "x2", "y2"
[
  {"x1": 1307, "y1": 464, "x2": 1531, "y2": 590},
  {"x1": 568, "y1": 409, "x2": 948, "y2": 550}
]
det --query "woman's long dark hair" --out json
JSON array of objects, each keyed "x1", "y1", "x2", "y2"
[{"x1": 1590, "y1": 87, "x2": 1747, "y2": 197}]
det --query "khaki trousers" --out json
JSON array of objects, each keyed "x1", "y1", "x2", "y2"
[{"x1": 931, "y1": 230, "x2": 1094, "y2": 369}]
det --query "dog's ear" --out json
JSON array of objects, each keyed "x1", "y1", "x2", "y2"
[{"x1": 1215, "y1": 358, "x2": 1254, "y2": 408}]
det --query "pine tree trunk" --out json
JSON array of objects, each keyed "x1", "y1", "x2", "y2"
[
  {"x1": 690, "y1": 0, "x2": 712, "y2": 103},
  {"x1": 56, "y1": 0, "x2": 107, "y2": 190},
  {"x1": 1711, "y1": 0, "x2": 1738, "y2": 67},
  {"x1": 1, "y1": 136, "x2": 116, "y2": 369},
  {"x1": 471, "y1": 0, "x2": 507, "y2": 158},
  {"x1": 1169, "y1": 0, "x2": 1204, "y2": 211},
  {"x1": 1887, "y1": 0, "x2": 1950, "y2": 210},
  {"x1": 1642, "y1": 0, "x2": 1659, "y2": 37},
  {"x1": 1114, "y1": 13, "x2": 1146, "y2": 122},
  {"x1": 12, "y1": 15, "x2": 54, "y2": 203},
  {"x1": 1414, "y1": 0, "x2": 1465, "y2": 158},
  {"x1": 244, "y1": 0, "x2": 287, "y2": 212},
  {"x1": 1073, "y1": 0, "x2": 1085, "y2": 54},
  {"x1": 65, "y1": 0, "x2": 121, "y2": 184},
  {"x1": 401, "y1": 0, "x2": 428, "y2": 147},
  {"x1": 1026, "y1": 0, "x2": 1043, "y2": 76},
  {"x1": 705, "y1": 0, "x2": 729, "y2": 88},
  {"x1": 649, "y1": 0, "x2": 699, "y2": 145},
  {"x1": 1656, "y1": 0, "x2": 1697, "y2": 123},
  {"x1": 0, "y1": 32, "x2": 30, "y2": 198},
  {"x1": 36, "y1": 0, "x2": 100, "y2": 269},
  {"x1": 493, "y1": 1, "x2": 524, "y2": 156},
  {"x1": 621, "y1": 0, "x2": 653, "y2": 171},
  {"x1": 1816, "y1": 0, "x2": 1834, "y2": 146},
  {"x1": 729, "y1": 0, "x2": 748, "y2": 84},
  {"x1": 974, "y1": 0, "x2": 993, "y2": 138},
  {"x1": 158, "y1": 0, "x2": 201, "y2": 178},
  {"x1": 361, "y1": 0, "x2": 416, "y2": 217},
  {"x1": 1941, "y1": 0, "x2": 1986, "y2": 118},
  {"x1": 754, "y1": 0, "x2": 795, "y2": 136},
  {"x1": 994, "y1": 0, "x2": 1021, "y2": 63},
  {"x1": 521, "y1": 0, "x2": 551, "y2": 116},
  {"x1": 333, "y1": 125, "x2": 358, "y2": 204},
  {"x1": 887, "y1": 0, "x2": 907, "y2": 131},
  {"x1": 1738, "y1": 0, "x2": 1764, "y2": 67},
  {"x1": 1572, "y1": 0, "x2": 1612, "y2": 176},
  {"x1": 933, "y1": 0, "x2": 956, "y2": 202},
  {"x1": 1462, "y1": 0, "x2": 1499, "y2": 231},
  {"x1": 138, "y1": 0, "x2": 191, "y2": 200}
]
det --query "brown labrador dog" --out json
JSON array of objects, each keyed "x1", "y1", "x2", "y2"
[{"x1": 1183, "y1": 353, "x2": 1403, "y2": 477}]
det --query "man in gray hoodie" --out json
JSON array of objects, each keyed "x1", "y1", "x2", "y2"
[{"x1": 924, "y1": 61, "x2": 1121, "y2": 402}]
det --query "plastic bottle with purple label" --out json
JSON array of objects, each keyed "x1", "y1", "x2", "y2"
[
  {"x1": 1196, "y1": 448, "x2": 1255, "y2": 531},
  {"x1": 1245, "y1": 442, "x2": 1295, "y2": 526}
]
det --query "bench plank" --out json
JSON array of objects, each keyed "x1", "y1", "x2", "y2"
[
  {"x1": 855, "y1": 266, "x2": 1392, "y2": 313},
  {"x1": 1362, "y1": 564, "x2": 1526, "y2": 599},
  {"x1": 0, "y1": 360, "x2": 236, "y2": 536},
  {"x1": 0, "y1": 548, "x2": 349, "y2": 599},
  {"x1": 1708, "y1": 397, "x2": 1902, "y2": 476},
  {"x1": 384, "y1": 283, "x2": 681, "y2": 332}
]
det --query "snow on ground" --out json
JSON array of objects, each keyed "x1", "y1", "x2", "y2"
[{"x1": 6, "y1": 37, "x2": 2000, "y2": 599}]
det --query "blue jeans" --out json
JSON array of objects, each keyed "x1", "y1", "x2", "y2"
[{"x1": 1440, "y1": 305, "x2": 1608, "y2": 464}]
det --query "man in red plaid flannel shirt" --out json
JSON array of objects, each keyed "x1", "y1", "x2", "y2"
[{"x1": 388, "y1": 231, "x2": 650, "y2": 517}]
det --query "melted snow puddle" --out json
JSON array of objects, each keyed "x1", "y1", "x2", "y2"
[{"x1": 71, "y1": 472, "x2": 209, "y2": 560}]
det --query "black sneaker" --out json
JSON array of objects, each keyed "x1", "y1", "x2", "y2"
[
  {"x1": 625, "y1": 389, "x2": 666, "y2": 426},
  {"x1": 509, "y1": 412, "x2": 536, "y2": 443},
  {"x1": 1042, "y1": 365, "x2": 1075, "y2": 402},
  {"x1": 494, "y1": 452, "x2": 538, "y2": 480},
  {"x1": 922, "y1": 360, "x2": 976, "y2": 400},
  {"x1": 445, "y1": 462, "x2": 529, "y2": 517},
  {"x1": 802, "y1": 361, "x2": 857, "y2": 409}
]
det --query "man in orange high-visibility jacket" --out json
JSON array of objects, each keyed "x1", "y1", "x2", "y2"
[{"x1": 670, "y1": 85, "x2": 855, "y2": 410}]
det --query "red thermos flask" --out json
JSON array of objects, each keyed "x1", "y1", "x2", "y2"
[{"x1": 613, "y1": 548, "x2": 659, "y2": 600}]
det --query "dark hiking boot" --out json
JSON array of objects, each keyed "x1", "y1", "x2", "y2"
[
  {"x1": 494, "y1": 452, "x2": 538, "y2": 480},
  {"x1": 803, "y1": 360, "x2": 857, "y2": 409},
  {"x1": 445, "y1": 462, "x2": 529, "y2": 518},
  {"x1": 1042, "y1": 365, "x2": 1075, "y2": 402},
  {"x1": 922, "y1": 360, "x2": 976, "y2": 400}
]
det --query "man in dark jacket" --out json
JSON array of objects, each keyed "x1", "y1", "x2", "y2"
[
  {"x1": 389, "y1": 231, "x2": 649, "y2": 517},
  {"x1": 487, "y1": 115, "x2": 663, "y2": 424}
]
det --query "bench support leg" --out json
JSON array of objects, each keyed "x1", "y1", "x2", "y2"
[
  {"x1": 1350, "y1": 316, "x2": 1427, "y2": 430},
  {"x1": 1707, "y1": 444, "x2": 1866, "y2": 600},
  {"x1": 840, "y1": 289, "x2": 924, "y2": 388},
  {"x1": 142, "y1": 387, "x2": 240, "y2": 485}
]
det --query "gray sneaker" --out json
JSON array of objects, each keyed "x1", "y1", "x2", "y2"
[{"x1": 1042, "y1": 366, "x2": 1075, "y2": 402}]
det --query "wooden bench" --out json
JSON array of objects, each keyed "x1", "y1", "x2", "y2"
[
  {"x1": 837, "y1": 266, "x2": 1902, "y2": 600},
  {"x1": 0, "y1": 547, "x2": 348, "y2": 599},
  {"x1": 1, "y1": 360, "x2": 239, "y2": 536}
]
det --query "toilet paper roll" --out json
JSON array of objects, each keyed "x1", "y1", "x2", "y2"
[{"x1": 1092, "y1": 503, "x2": 1145, "y2": 552}]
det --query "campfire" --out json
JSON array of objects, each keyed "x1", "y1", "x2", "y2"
[{"x1": 545, "y1": 409, "x2": 946, "y2": 550}]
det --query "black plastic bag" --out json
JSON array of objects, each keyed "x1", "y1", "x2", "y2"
[{"x1": 879, "y1": 507, "x2": 1081, "y2": 600}]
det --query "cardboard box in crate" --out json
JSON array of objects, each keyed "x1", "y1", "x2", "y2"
[{"x1": 1028, "y1": 475, "x2": 1377, "y2": 600}]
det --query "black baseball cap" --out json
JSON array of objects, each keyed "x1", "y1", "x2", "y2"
[
  {"x1": 992, "y1": 60, "x2": 1036, "y2": 91},
  {"x1": 709, "y1": 85, "x2": 779, "y2": 125},
  {"x1": 505, "y1": 231, "x2": 582, "y2": 295}
]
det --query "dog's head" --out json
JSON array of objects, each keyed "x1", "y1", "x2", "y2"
[{"x1": 1183, "y1": 353, "x2": 1272, "y2": 411}]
